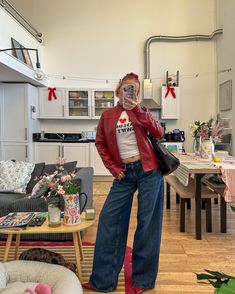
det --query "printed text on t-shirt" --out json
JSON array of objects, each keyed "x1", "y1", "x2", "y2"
[{"x1": 116, "y1": 122, "x2": 134, "y2": 133}]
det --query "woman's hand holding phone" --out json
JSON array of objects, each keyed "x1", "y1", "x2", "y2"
[{"x1": 122, "y1": 84, "x2": 138, "y2": 110}]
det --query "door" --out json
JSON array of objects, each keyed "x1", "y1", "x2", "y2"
[
  {"x1": 66, "y1": 89, "x2": 91, "y2": 118},
  {"x1": 39, "y1": 88, "x2": 65, "y2": 118},
  {"x1": 34, "y1": 142, "x2": 61, "y2": 164},
  {"x1": 92, "y1": 89, "x2": 116, "y2": 119},
  {"x1": 90, "y1": 143, "x2": 111, "y2": 175},
  {"x1": 1, "y1": 84, "x2": 27, "y2": 141},
  {"x1": 1, "y1": 142, "x2": 29, "y2": 162},
  {"x1": 27, "y1": 84, "x2": 40, "y2": 135},
  {"x1": 62, "y1": 143, "x2": 90, "y2": 167}
]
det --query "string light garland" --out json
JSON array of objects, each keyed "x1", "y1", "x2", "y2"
[
  {"x1": 46, "y1": 68, "x2": 232, "y2": 83},
  {"x1": 218, "y1": 68, "x2": 232, "y2": 74}
]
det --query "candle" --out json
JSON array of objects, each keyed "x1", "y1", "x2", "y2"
[{"x1": 48, "y1": 203, "x2": 61, "y2": 226}]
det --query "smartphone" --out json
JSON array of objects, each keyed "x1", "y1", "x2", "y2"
[{"x1": 122, "y1": 84, "x2": 136, "y2": 101}]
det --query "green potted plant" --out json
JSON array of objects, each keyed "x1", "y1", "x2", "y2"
[
  {"x1": 196, "y1": 207, "x2": 235, "y2": 293},
  {"x1": 196, "y1": 270, "x2": 235, "y2": 293}
]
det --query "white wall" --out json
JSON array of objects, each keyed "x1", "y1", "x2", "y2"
[
  {"x1": 9, "y1": 0, "x2": 218, "y2": 152},
  {"x1": 216, "y1": 0, "x2": 235, "y2": 155}
]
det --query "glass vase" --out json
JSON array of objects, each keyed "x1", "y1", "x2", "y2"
[
  {"x1": 47, "y1": 197, "x2": 61, "y2": 227},
  {"x1": 193, "y1": 137, "x2": 201, "y2": 155},
  {"x1": 199, "y1": 137, "x2": 215, "y2": 159}
]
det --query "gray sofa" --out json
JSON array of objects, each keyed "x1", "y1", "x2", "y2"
[{"x1": 0, "y1": 162, "x2": 94, "y2": 241}]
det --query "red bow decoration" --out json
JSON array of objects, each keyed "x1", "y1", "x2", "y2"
[
  {"x1": 48, "y1": 87, "x2": 57, "y2": 101},
  {"x1": 165, "y1": 85, "x2": 176, "y2": 98},
  {"x1": 126, "y1": 72, "x2": 139, "y2": 79}
]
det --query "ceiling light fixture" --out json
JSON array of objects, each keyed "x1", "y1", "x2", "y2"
[{"x1": 0, "y1": 47, "x2": 46, "y2": 80}]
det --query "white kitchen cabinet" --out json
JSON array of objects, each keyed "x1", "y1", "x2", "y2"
[
  {"x1": 90, "y1": 143, "x2": 111, "y2": 175},
  {"x1": 39, "y1": 88, "x2": 66, "y2": 119},
  {"x1": 66, "y1": 89, "x2": 91, "y2": 119},
  {"x1": 38, "y1": 87, "x2": 117, "y2": 119},
  {"x1": 34, "y1": 142, "x2": 111, "y2": 175},
  {"x1": 161, "y1": 86, "x2": 180, "y2": 119},
  {"x1": 1, "y1": 142, "x2": 29, "y2": 162},
  {"x1": 92, "y1": 89, "x2": 117, "y2": 119},
  {"x1": 0, "y1": 83, "x2": 40, "y2": 162},
  {"x1": 34, "y1": 142, "x2": 61, "y2": 164},
  {"x1": 62, "y1": 143, "x2": 90, "y2": 167},
  {"x1": 34, "y1": 142, "x2": 90, "y2": 167}
]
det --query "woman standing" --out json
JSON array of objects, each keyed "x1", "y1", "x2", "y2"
[{"x1": 83, "y1": 73, "x2": 164, "y2": 293}]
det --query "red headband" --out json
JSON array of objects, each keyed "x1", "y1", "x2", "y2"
[{"x1": 125, "y1": 72, "x2": 139, "y2": 79}]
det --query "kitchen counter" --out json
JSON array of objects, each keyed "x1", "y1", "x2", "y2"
[
  {"x1": 33, "y1": 133, "x2": 96, "y2": 143},
  {"x1": 34, "y1": 138, "x2": 96, "y2": 143}
]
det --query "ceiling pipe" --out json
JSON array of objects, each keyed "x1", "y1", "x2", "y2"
[
  {"x1": 144, "y1": 29, "x2": 223, "y2": 79},
  {"x1": 0, "y1": 0, "x2": 42, "y2": 43}
]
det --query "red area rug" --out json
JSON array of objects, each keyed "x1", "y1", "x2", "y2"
[{"x1": 0, "y1": 241, "x2": 134, "y2": 294}]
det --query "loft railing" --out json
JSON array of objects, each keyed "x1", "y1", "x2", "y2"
[{"x1": 0, "y1": 0, "x2": 42, "y2": 43}]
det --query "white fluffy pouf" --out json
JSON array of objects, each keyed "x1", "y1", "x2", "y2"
[{"x1": 0, "y1": 260, "x2": 83, "y2": 294}]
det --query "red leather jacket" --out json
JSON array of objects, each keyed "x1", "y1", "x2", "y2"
[{"x1": 95, "y1": 103, "x2": 164, "y2": 178}]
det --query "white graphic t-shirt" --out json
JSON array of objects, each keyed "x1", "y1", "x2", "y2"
[{"x1": 116, "y1": 111, "x2": 140, "y2": 160}]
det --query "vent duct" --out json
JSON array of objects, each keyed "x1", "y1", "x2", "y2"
[{"x1": 142, "y1": 29, "x2": 223, "y2": 110}]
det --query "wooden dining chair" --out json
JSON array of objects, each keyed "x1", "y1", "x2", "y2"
[
  {"x1": 165, "y1": 175, "x2": 224, "y2": 233},
  {"x1": 201, "y1": 176, "x2": 227, "y2": 233}
]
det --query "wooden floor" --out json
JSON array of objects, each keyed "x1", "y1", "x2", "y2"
[{"x1": 83, "y1": 180, "x2": 235, "y2": 293}]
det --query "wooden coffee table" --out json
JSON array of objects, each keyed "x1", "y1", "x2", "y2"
[{"x1": 0, "y1": 213, "x2": 95, "y2": 282}]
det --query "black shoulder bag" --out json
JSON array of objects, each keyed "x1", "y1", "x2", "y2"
[{"x1": 147, "y1": 134, "x2": 180, "y2": 175}]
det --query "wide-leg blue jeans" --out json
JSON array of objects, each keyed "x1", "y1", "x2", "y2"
[{"x1": 89, "y1": 160, "x2": 164, "y2": 292}]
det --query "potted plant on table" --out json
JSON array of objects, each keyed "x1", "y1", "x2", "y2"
[
  {"x1": 189, "y1": 119, "x2": 223, "y2": 157},
  {"x1": 34, "y1": 158, "x2": 87, "y2": 227}
]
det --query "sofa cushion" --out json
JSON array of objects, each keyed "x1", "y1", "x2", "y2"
[
  {"x1": 25, "y1": 162, "x2": 45, "y2": 194},
  {"x1": 30, "y1": 175, "x2": 53, "y2": 199},
  {"x1": 42, "y1": 161, "x2": 77, "y2": 175},
  {"x1": 0, "y1": 193, "x2": 27, "y2": 217},
  {"x1": 0, "y1": 161, "x2": 35, "y2": 193}
]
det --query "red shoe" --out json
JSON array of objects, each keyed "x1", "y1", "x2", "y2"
[
  {"x1": 82, "y1": 282, "x2": 95, "y2": 291},
  {"x1": 133, "y1": 287, "x2": 145, "y2": 294}
]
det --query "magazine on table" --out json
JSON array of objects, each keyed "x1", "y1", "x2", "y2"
[{"x1": 0, "y1": 212, "x2": 35, "y2": 229}]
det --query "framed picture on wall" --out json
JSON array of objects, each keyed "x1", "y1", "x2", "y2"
[
  {"x1": 21, "y1": 46, "x2": 33, "y2": 68},
  {"x1": 11, "y1": 37, "x2": 25, "y2": 63},
  {"x1": 219, "y1": 80, "x2": 232, "y2": 111}
]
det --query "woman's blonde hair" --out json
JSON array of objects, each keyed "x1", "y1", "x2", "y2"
[{"x1": 115, "y1": 72, "x2": 140, "y2": 97}]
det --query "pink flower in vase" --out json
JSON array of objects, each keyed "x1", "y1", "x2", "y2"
[{"x1": 61, "y1": 175, "x2": 72, "y2": 183}]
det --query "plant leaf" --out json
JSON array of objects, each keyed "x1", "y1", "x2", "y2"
[
  {"x1": 230, "y1": 206, "x2": 235, "y2": 213},
  {"x1": 216, "y1": 279, "x2": 235, "y2": 294},
  {"x1": 196, "y1": 273, "x2": 219, "y2": 280},
  {"x1": 205, "y1": 270, "x2": 235, "y2": 280},
  {"x1": 208, "y1": 279, "x2": 227, "y2": 289}
]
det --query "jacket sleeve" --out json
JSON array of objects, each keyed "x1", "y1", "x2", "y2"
[
  {"x1": 132, "y1": 104, "x2": 164, "y2": 138},
  {"x1": 95, "y1": 114, "x2": 124, "y2": 178}
]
